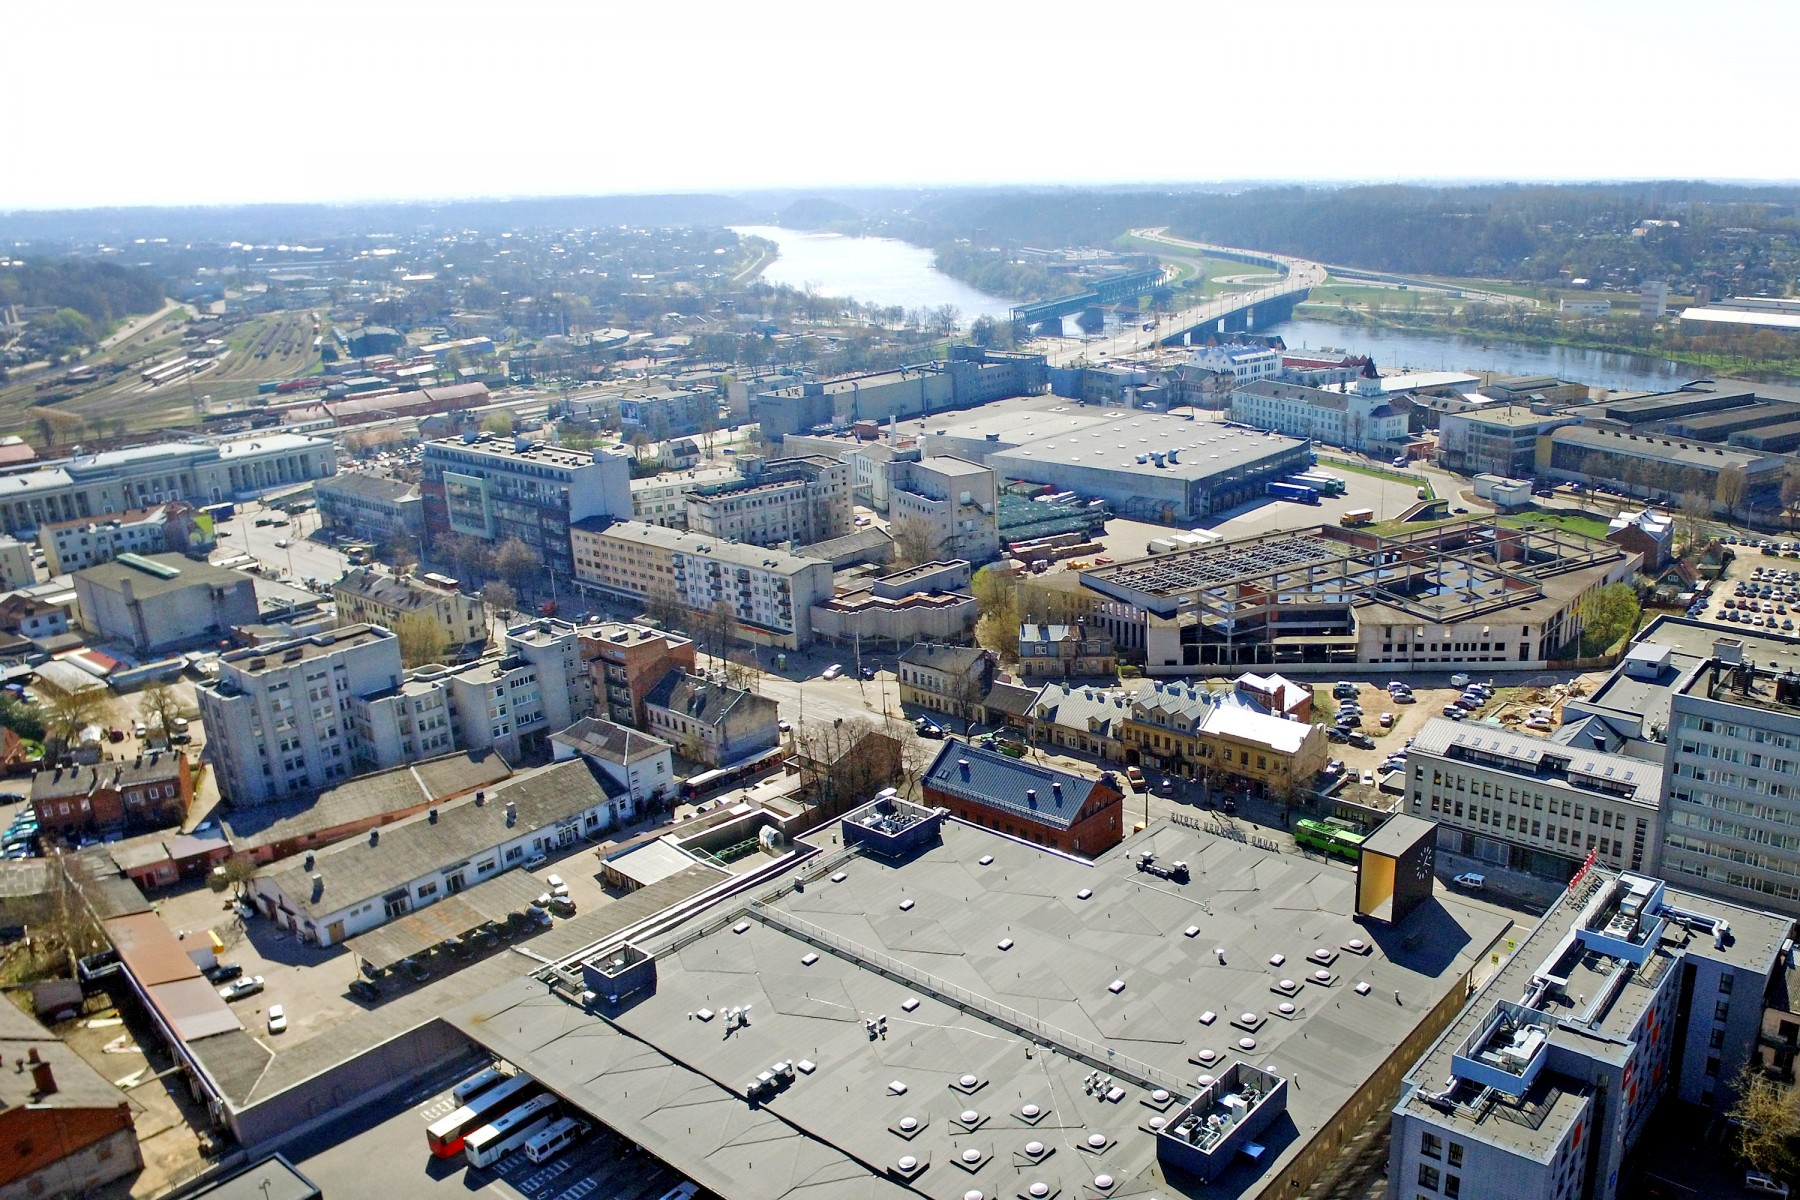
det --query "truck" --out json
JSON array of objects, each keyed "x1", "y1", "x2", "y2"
[
  {"x1": 1267, "y1": 481, "x2": 1320, "y2": 505},
  {"x1": 1288, "y1": 472, "x2": 1347, "y2": 496},
  {"x1": 201, "y1": 502, "x2": 236, "y2": 522},
  {"x1": 1340, "y1": 508, "x2": 1376, "y2": 527}
]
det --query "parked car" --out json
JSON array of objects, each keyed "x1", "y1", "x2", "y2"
[
  {"x1": 267, "y1": 1005, "x2": 287, "y2": 1034},
  {"x1": 777, "y1": 719, "x2": 791, "y2": 734},
  {"x1": 219, "y1": 975, "x2": 265, "y2": 1002},
  {"x1": 1450, "y1": 672, "x2": 1470, "y2": 687},
  {"x1": 1745, "y1": 1171, "x2": 1790, "y2": 1198},
  {"x1": 914, "y1": 719, "x2": 945, "y2": 739},
  {"x1": 859, "y1": 666, "x2": 875, "y2": 681},
  {"x1": 1379, "y1": 713, "x2": 1395, "y2": 727},
  {"x1": 1348, "y1": 731, "x2": 1376, "y2": 749},
  {"x1": 1452, "y1": 873, "x2": 1486, "y2": 891},
  {"x1": 1360, "y1": 770, "x2": 1373, "y2": 786},
  {"x1": 203, "y1": 962, "x2": 243, "y2": 984},
  {"x1": 1158, "y1": 778, "x2": 1175, "y2": 797},
  {"x1": 1326, "y1": 727, "x2": 1350, "y2": 743},
  {"x1": 1125, "y1": 766, "x2": 1146, "y2": 790},
  {"x1": 821, "y1": 664, "x2": 843, "y2": 681},
  {"x1": 349, "y1": 979, "x2": 380, "y2": 1002},
  {"x1": 522, "y1": 851, "x2": 548, "y2": 872}
]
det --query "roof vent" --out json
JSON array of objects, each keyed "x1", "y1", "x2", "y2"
[
  {"x1": 506, "y1": 801, "x2": 517, "y2": 826},
  {"x1": 957, "y1": 758, "x2": 970, "y2": 778},
  {"x1": 303, "y1": 852, "x2": 314, "y2": 871},
  {"x1": 1026, "y1": 789, "x2": 1037, "y2": 807},
  {"x1": 369, "y1": 829, "x2": 379, "y2": 846},
  {"x1": 474, "y1": 790, "x2": 486, "y2": 806},
  {"x1": 428, "y1": 807, "x2": 438, "y2": 824},
  {"x1": 310, "y1": 873, "x2": 323, "y2": 901}
]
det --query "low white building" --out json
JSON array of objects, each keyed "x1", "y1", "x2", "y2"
[
  {"x1": 249, "y1": 758, "x2": 625, "y2": 947},
  {"x1": 551, "y1": 717, "x2": 675, "y2": 810},
  {"x1": 1190, "y1": 343, "x2": 1282, "y2": 387},
  {"x1": 629, "y1": 465, "x2": 739, "y2": 528},
  {"x1": 1229, "y1": 375, "x2": 1408, "y2": 454}
]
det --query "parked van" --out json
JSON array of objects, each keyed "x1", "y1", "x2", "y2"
[{"x1": 525, "y1": 1116, "x2": 591, "y2": 1164}]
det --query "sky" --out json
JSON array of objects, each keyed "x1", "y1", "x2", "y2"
[{"x1": 10, "y1": 0, "x2": 1800, "y2": 211}]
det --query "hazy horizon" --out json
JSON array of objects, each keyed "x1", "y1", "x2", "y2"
[{"x1": 12, "y1": 0, "x2": 1800, "y2": 211}]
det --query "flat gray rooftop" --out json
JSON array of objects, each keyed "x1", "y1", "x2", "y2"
[{"x1": 451, "y1": 819, "x2": 1510, "y2": 1200}]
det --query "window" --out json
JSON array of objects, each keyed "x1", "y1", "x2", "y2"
[
  {"x1": 1447, "y1": 1143, "x2": 1463, "y2": 1168},
  {"x1": 1443, "y1": 1177, "x2": 1460, "y2": 1200},
  {"x1": 1420, "y1": 1132, "x2": 1442, "y2": 1160},
  {"x1": 1417, "y1": 1164, "x2": 1440, "y2": 1191}
]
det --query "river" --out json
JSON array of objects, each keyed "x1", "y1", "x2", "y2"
[
  {"x1": 1268, "y1": 318, "x2": 1702, "y2": 394},
  {"x1": 733, "y1": 225, "x2": 1708, "y2": 392},
  {"x1": 731, "y1": 225, "x2": 1016, "y2": 322}
]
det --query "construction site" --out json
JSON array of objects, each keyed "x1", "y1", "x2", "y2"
[{"x1": 1077, "y1": 519, "x2": 1640, "y2": 675}]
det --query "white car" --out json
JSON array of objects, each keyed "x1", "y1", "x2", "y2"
[
  {"x1": 821, "y1": 664, "x2": 843, "y2": 681},
  {"x1": 547, "y1": 874, "x2": 569, "y2": 898},
  {"x1": 267, "y1": 1005, "x2": 287, "y2": 1034},
  {"x1": 1452, "y1": 873, "x2": 1486, "y2": 891},
  {"x1": 1746, "y1": 1172, "x2": 1790, "y2": 1198}
]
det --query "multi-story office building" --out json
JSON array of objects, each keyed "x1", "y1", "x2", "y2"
[
  {"x1": 1664, "y1": 636, "x2": 1800, "y2": 908},
  {"x1": 1405, "y1": 717, "x2": 1662, "y2": 880},
  {"x1": 884, "y1": 455, "x2": 999, "y2": 563},
  {"x1": 332, "y1": 568, "x2": 489, "y2": 661},
  {"x1": 419, "y1": 433, "x2": 632, "y2": 577},
  {"x1": 0, "y1": 433, "x2": 337, "y2": 536},
  {"x1": 38, "y1": 503, "x2": 211, "y2": 575},
  {"x1": 197, "y1": 625, "x2": 405, "y2": 806},
  {"x1": 628, "y1": 465, "x2": 738, "y2": 528},
  {"x1": 683, "y1": 455, "x2": 850, "y2": 548},
  {"x1": 581, "y1": 622, "x2": 696, "y2": 727},
  {"x1": 1437, "y1": 405, "x2": 1578, "y2": 478},
  {"x1": 1390, "y1": 869, "x2": 1793, "y2": 1200},
  {"x1": 1229, "y1": 375, "x2": 1408, "y2": 454},
  {"x1": 570, "y1": 519, "x2": 835, "y2": 650},
  {"x1": 313, "y1": 472, "x2": 422, "y2": 547}
]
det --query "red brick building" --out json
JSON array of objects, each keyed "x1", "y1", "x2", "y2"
[
  {"x1": 30, "y1": 752, "x2": 192, "y2": 842},
  {"x1": 0, "y1": 1001, "x2": 140, "y2": 1197},
  {"x1": 922, "y1": 741, "x2": 1123, "y2": 857},
  {"x1": 583, "y1": 622, "x2": 697, "y2": 726}
]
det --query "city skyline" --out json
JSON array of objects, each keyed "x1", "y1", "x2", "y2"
[{"x1": 11, "y1": 0, "x2": 1800, "y2": 211}]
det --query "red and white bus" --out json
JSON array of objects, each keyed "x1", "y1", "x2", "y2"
[{"x1": 426, "y1": 1073, "x2": 537, "y2": 1158}]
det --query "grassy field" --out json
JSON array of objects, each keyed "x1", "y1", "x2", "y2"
[
  {"x1": 1498, "y1": 510, "x2": 1613, "y2": 539},
  {"x1": 1318, "y1": 456, "x2": 1435, "y2": 499},
  {"x1": 0, "y1": 311, "x2": 323, "y2": 442}
]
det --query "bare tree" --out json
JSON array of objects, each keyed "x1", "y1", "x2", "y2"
[
  {"x1": 1728, "y1": 1061, "x2": 1800, "y2": 1180},
  {"x1": 480, "y1": 581, "x2": 516, "y2": 622},
  {"x1": 42, "y1": 686, "x2": 106, "y2": 749},
  {"x1": 1677, "y1": 492, "x2": 1712, "y2": 552},
  {"x1": 493, "y1": 538, "x2": 541, "y2": 592},
  {"x1": 629, "y1": 431, "x2": 653, "y2": 461},
  {"x1": 1781, "y1": 469, "x2": 1800, "y2": 531},
  {"x1": 1716, "y1": 465, "x2": 1748, "y2": 522},
  {"x1": 392, "y1": 611, "x2": 450, "y2": 668},
  {"x1": 138, "y1": 682, "x2": 183, "y2": 741},
  {"x1": 890, "y1": 516, "x2": 944, "y2": 570},
  {"x1": 789, "y1": 717, "x2": 901, "y2": 817}
]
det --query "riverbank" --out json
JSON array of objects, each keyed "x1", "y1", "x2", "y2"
[{"x1": 1295, "y1": 305, "x2": 1800, "y2": 383}]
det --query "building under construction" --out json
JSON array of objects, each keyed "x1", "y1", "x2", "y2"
[{"x1": 1078, "y1": 519, "x2": 1639, "y2": 675}]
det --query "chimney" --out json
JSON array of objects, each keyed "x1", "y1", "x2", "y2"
[
  {"x1": 1052, "y1": 781, "x2": 1062, "y2": 797},
  {"x1": 369, "y1": 829, "x2": 379, "y2": 847},
  {"x1": 303, "y1": 852, "x2": 314, "y2": 871},
  {"x1": 1026, "y1": 789, "x2": 1037, "y2": 808},
  {"x1": 310, "y1": 873, "x2": 323, "y2": 902},
  {"x1": 428, "y1": 807, "x2": 438, "y2": 824},
  {"x1": 28, "y1": 1051, "x2": 53, "y2": 1097},
  {"x1": 474, "y1": 790, "x2": 486, "y2": 806},
  {"x1": 957, "y1": 758, "x2": 970, "y2": 780},
  {"x1": 506, "y1": 801, "x2": 517, "y2": 827}
]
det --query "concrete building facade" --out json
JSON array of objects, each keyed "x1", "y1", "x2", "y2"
[
  {"x1": 331, "y1": 569, "x2": 488, "y2": 662},
  {"x1": 683, "y1": 455, "x2": 851, "y2": 548},
  {"x1": 72, "y1": 552, "x2": 258, "y2": 654},
  {"x1": 642, "y1": 670, "x2": 780, "y2": 768},
  {"x1": 313, "y1": 472, "x2": 423, "y2": 547},
  {"x1": 1229, "y1": 376, "x2": 1408, "y2": 454},
  {"x1": 420, "y1": 434, "x2": 632, "y2": 577},
  {"x1": 884, "y1": 455, "x2": 999, "y2": 563},
  {"x1": 582, "y1": 622, "x2": 697, "y2": 727}
]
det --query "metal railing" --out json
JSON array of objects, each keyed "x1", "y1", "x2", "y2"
[{"x1": 744, "y1": 902, "x2": 1190, "y2": 1095}]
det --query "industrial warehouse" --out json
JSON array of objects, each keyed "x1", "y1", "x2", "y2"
[
  {"x1": 1077, "y1": 519, "x2": 1639, "y2": 674},
  {"x1": 450, "y1": 801, "x2": 1508, "y2": 1200},
  {"x1": 916, "y1": 395, "x2": 1313, "y2": 522}
]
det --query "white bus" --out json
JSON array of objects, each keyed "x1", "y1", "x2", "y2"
[
  {"x1": 465, "y1": 1094, "x2": 559, "y2": 1167},
  {"x1": 452, "y1": 1064, "x2": 509, "y2": 1105},
  {"x1": 524, "y1": 1115, "x2": 592, "y2": 1164}
]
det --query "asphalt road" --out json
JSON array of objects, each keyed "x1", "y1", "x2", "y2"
[{"x1": 214, "y1": 497, "x2": 350, "y2": 588}]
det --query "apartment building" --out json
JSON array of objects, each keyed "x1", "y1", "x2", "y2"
[
  {"x1": 582, "y1": 622, "x2": 696, "y2": 726},
  {"x1": 314, "y1": 472, "x2": 422, "y2": 546},
  {"x1": 1017, "y1": 619, "x2": 1116, "y2": 678},
  {"x1": 684, "y1": 455, "x2": 851, "y2": 548},
  {"x1": 1190, "y1": 342, "x2": 1282, "y2": 386},
  {"x1": 332, "y1": 568, "x2": 488, "y2": 661},
  {"x1": 1405, "y1": 717, "x2": 1661, "y2": 880},
  {"x1": 884, "y1": 455, "x2": 999, "y2": 563},
  {"x1": 642, "y1": 669, "x2": 780, "y2": 767},
  {"x1": 897, "y1": 643, "x2": 996, "y2": 726},
  {"x1": 1120, "y1": 679, "x2": 1328, "y2": 797},
  {"x1": 0, "y1": 538, "x2": 31, "y2": 592},
  {"x1": 419, "y1": 433, "x2": 632, "y2": 576},
  {"x1": 629, "y1": 464, "x2": 738, "y2": 528},
  {"x1": 1229, "y1": 375, "x2": 1408, "y2": 454},
  {"x1": 1390, "y1": 869, "x2": 1792, "y2": 1200},
  {"x1": 0, "y1": 433, "x2": 337, "y2": 537},
  {"x1": 570, "y1": 519, "x2": 835, "y2": 650},
  {"x1": 197, "y1": 625, "x2": 405, "y2": 806},
  {"x1": 39, "y1": 503, "x2": 211, "y2": 575},
  {"x1": 30, "y1": 752, "x2": 192, "y2": 841}
]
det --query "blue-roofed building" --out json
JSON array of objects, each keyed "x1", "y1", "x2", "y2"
[{"x1": 921, "y1": 740, "x2": 1123, "y2": 856}]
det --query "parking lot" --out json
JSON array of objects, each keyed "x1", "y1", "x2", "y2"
[
  {"x1": 288, "y1": 1063, "x2": 680, "y2": 1200},
  {"x1": 1686, "y1": 539, "x2": 1800, "y2": 633}
]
